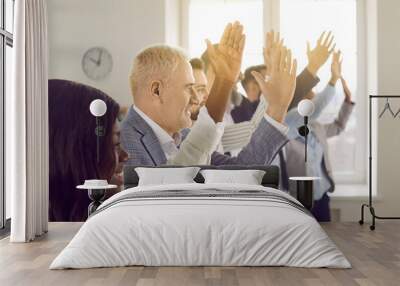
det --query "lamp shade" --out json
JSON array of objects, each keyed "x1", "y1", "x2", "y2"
[
  {"x1": 298, "y1": 99, "x2": 315, "y2": 117},
  {"x1": 89, "y1": 99, "x2": 107, "y2": 117}
]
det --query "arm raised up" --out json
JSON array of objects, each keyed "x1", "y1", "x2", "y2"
[
  {"x1": 205, "y1": 21, "x2": 246, "y2": 123},
  {"x1": 252, "y1": 45, "x2": 298, "y2": 123},
  {"x1": 307, "y1": 31, "x2": 336, "y2": 77}
]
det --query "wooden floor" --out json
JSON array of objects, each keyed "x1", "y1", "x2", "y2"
[{"x1": 0, "y1": 222, "x2": 399, "y2": 286}]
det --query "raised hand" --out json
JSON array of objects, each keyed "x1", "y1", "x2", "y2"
[
  {"x1": 205, "y1": 22, "x2": 246, "y2": 123},
  {"x1": 263, "y1": 30, "x2": 284, "y2": 75},
  {"x1": 330, "y1": 50, "x2": 342, "y2": 85},
  {"x1": 341, "y1": 77, "x2": 353, "y2": 103},
  {"x1": 307, "y1": 31, "x2": 335, "y2": 77},
  {"x1": 252, "y1": 46, "x2": 297, "y2": 123},
  {"x1": 206, "y1": 21, "x2": 246, "y2": 83}
]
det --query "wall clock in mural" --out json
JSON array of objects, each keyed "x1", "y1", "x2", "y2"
[{"x1": 82, "y1": 47, "x2": 113, "y2": 80}]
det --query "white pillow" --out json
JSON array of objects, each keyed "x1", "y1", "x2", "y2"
[
  {"x1": 135, "y1": 167, "x2": 200, "y2": 186},
  {"x1": 200, "y1": 169, "x2": 266, "y2": 185}
]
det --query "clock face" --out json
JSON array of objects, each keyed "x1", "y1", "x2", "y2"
[{"x1": 82, "y1": 47, "x2": 113, "y2": 80}]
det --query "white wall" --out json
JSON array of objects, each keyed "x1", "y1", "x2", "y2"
[
  {"x1": 47, "y1": 0, "x2": 169, "y2": 107},
  {"x1": 165, "y1": 0, "x2": 181, "y2": 46},
  {"x1": 331, "y1": 0, "x2": 400, "y2": 221},
  {"x1": 374, "y1": 0, "x2": 400, "y2": 216}
]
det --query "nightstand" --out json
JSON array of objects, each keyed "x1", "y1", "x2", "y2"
[
  {"x1": 77, "y1": 180, "x2": 117, "y2": 216},
  {"x1": 289, "y1": 177, "x2": 320, "y2": 210}
]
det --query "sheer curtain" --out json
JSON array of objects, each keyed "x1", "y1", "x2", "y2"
[{"x1": 8, "y1": 0, "x2": 49, "y2": 242}]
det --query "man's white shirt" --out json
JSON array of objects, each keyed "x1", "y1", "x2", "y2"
[
  {"x1": 133, "y1": 106, "x2": 179, "y2": 161},
  {"x1": 133, "y1": 104, "x2": 287, "y2": 165}
]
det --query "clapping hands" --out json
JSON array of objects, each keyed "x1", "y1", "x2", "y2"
[
  {"x1": 205, "y1": 21, "x2": 246, "y2": 123},
  {"x1": 263, "y1": 30, "x2": 284, "y2": 76},
  {"x1": 307, "y1": 31, "x2": 335, "y2": 77},
  {"x1": 330, "y1": 51, "x2": 352, "y2": 103},
  {"x1": 341, "y1": 77, "x2": 352, "y2": 103},
  {"x1": 206, "y1": 21, "x2": 246, "y2": 84},
  {"x1": 253, "y1": 41, "x2": 297, "y2": 123},
  {"x1": 330, "y1": 50, "x2": 342, "y2": 86}
]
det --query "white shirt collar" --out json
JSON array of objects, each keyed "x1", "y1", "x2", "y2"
[
  {"x1": 223, "y1": 111, "x2": 235, "y2": 126},
  {"x1": 133, "y1": 106, "x2": 179, "y2": 159}
]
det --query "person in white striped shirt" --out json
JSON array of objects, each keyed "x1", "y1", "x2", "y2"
[{"x1": 189, "y1": 58, "x2": 269, "y2": 155}]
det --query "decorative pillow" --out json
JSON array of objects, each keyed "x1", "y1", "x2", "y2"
[
  {"x1": 200, "y1": 169, "x2": 266, "y2": 185},
  {"x1": 135, "y1": 167, "x2": 201, "y2": 186}
]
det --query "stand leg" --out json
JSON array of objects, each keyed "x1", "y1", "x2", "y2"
[
  {"x1": 370, "y1": 206, "x2": 376, "y2": 231},
  {"x1": 359, "y1": 204, "x2": 367, "y2": 225},
  {"x1": 88, "y1": 201, "x2": 101, "y2": 217},
  {"x1": 87, "y1": 189, "x2": 106, "y2": 217}
]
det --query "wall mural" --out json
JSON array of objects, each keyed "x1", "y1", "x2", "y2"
[{"x1": 48, "y1": 0, "x2": 357, "y2": 224}]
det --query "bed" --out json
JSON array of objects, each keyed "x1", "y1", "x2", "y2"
[{"x1": 50, "y1": 165, "x2": 350, "y2": 269}]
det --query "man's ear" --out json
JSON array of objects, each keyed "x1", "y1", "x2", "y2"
[{"x1": 150, "y1": 80, "x2": 164, "y2": 103}]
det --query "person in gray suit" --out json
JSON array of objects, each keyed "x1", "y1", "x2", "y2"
[
  {"x1": 121, "y1": 22, "x2": 298, "y2": 167},
  {"x1": 283, "y1": 52, "x2": 355, "y2": 221}
]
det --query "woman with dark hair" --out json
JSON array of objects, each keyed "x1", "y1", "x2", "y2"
[{"x1": 49, "y1": 79, "x2": 128, "y2": 222}]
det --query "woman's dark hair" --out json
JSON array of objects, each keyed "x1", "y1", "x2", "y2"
[{"x1": 48, "y1": 79, "x2": 120, "y2": 221}]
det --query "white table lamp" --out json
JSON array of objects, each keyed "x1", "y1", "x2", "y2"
[
  {"x1": 297, "y1": 99, "x2": 315, "y2": 162},
  {"x1": 89, "y1": 99, "x2": 107, "y2": 163}
]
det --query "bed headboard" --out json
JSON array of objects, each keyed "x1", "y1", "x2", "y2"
[{"x1": 123, "y1": 165, "x2": 280, "y2": 189}]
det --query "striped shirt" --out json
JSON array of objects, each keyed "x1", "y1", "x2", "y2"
[{"x1": 221, "y1": 96, "x2": 267, "y2": 152}]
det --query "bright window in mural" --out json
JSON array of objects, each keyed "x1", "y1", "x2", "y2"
[
  {"x1": 280, "y1": 0, "x2": 363, "y2": 184},
  {"x1": 187, "y1": 0, "x2": 365, "y2": 184},
  {"x1": 187, "y1": 0, "x2": 264, "y2": 73}
]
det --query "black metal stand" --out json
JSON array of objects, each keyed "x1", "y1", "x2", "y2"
[
  {"x1": 94, "y1": 117, "x2": 106, "y2": 163},
  {"x1": 298, "y1": 116, "x2": 310, "y2": 162},
  {"x1": 359, "y1": 95, "x2": 400, "y2": 230},
  {"x1": 87, "y1": 189, "x2": 106, "y2": 216}
]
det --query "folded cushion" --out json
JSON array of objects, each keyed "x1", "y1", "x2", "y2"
[
  {"x1": 200, "y1": 169, "x2": 266, "y2": 185},
  {"x1": 135, "y1": 167, "x2": 200, "y2": 186}
]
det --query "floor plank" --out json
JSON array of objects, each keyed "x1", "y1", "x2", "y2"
[{"x1": 0, "y1": 222, "x2": 399, "y2": 286}]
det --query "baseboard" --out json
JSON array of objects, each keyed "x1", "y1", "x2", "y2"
[{"x1": 331, "y1": 208, "x2": 341, "y2": 222}]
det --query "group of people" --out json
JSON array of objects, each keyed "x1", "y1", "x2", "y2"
[{"x1": 49, "y1": 22, "x2": 354, "y2": 222}]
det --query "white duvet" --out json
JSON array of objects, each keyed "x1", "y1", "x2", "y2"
[{"x1": 50, "y1": 183, "x2": 351, "y2": 269}]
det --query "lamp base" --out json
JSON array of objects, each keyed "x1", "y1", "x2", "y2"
[
  {"x1": 298, "y1": 125, "x2": 309, "y2": 136},
  {"x1": 87, "y1": 189, "x2": 106, "y2": 216}
]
